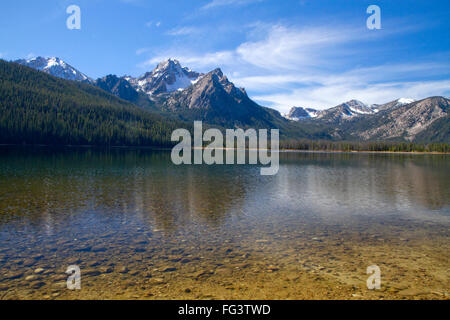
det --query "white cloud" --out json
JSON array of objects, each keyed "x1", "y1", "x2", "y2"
[
  {"x1": 236, "y1": 25, "x2": 356, "y2": 70},
  {"x1": 138, "y1": 23, "x2": 450, "y2": 112},
  {"x1": 143, "y1": 24, "x2": 365, "y2": 72},
  {"x1": 166, "y1": 26, "x2": 201, "y2": 36},
  {"x1": 244, "y1": 61, "x2": 450, "y2": 112},
  {"x1": 252, "y1": 79, "x2": 450, "y2": 113},
  {"x1": 233, "y1": 62, "x2": 450, "y2": 91}
]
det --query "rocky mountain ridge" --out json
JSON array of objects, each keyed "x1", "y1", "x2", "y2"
[{"x1": 10, "y1": 56, "x2": 449, "y2": 143}]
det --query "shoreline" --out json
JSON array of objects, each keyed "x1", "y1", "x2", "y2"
[
  {"x1": 278, "y1": 149, "x2": 450, "y2": 155},
  {"x1": 0, "y1": 144, "x2": 449, "y2": 155}
]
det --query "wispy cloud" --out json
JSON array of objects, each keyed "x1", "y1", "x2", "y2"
[
  {"x1": 146, "y1": 21, "x2": 161, "y2": 28},
  {"x1": 136, "y1": 48, "x2": 151, "y2": 56},
  {"x1": 166, "y1": 26, "x2": 201, "y2": 36},
  {"x1": 240, "y1": 55, "x2": 450, "y2": 111},
  {"x1": 235, "y1": 24, "x2": 359, "y2": 70},
  {"x1": 239, "y1": 61, "x2": 450, "y2": 112},
  {"x1": 252, "y1": 79, "x2": 450, "y2": 113},
  {"x1": 140, "y1": 23, "x2": 365, "y2": 73},
  {"x1": 139, "y1": 22, "x2": 450, "y2": 112}
]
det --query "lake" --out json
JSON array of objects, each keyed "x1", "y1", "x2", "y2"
[{"x1": 0, "y1": 146, "x2": 449, "y2": 299}]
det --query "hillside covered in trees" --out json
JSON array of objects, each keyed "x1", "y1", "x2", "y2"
[{"x1": 0, "y1": 60, "x2": 186, "y2": 146}]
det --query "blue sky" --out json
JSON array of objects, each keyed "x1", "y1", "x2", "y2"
[{"x1": 1, "y1": 0, "x2": 449, "y2": 112}]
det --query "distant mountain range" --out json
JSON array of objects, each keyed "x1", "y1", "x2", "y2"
[
  {"x1": 12, "y1": 56, "x2": 450, "y2": 143},
  {"x1": 283, "y1": 97, "x2": 449, "y2": 142},
  {"x1": 284, "y1": 98, "x2": 415, "y2": 121}
]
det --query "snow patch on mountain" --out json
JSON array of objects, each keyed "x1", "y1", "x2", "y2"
[
  {"x1": 344, "y1": 100, "x2": 376, "y2": 115},
  {"x1": 397, "y1": 98, "x2": 415, "y2": 105},
  {"x1": 165, "y1": 73, "x2": 200, "y2": 92}
]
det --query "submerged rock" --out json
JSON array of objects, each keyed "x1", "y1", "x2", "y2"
[
  {"x1": 5, "y1": 272, "x2": 24, "y2": 280},
  {"x1": 25, "y1": 275, "x2": 39, "y2": 281},
  {"x1": 34, "y1": 268, "x2": 45, "y2": 274},
  {"x1": 30, "y1": 281, "x2": 46, "y2": 289},
  {"x1": 267, "y1": 265, "x2": 280, "y2": 272},
  {"x1": 118, "y1": 266, "x2": 129, "y2": 274}
]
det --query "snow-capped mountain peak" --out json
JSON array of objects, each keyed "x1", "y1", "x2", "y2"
[
  {"x1": 14, "y1": 56, "x2": 92, "y2": 83},
  {"x1": 284, "y1": 107, "x2": 321, "y2": 120},
  {"x1": 127, "y1": 59, "x2": 203, "y2": 95},
  {"x1": 397, "y1": 98, "x2": 415, "y2": 105},
  {"x1": 342, "y1": 100, "x2": 375, "y2": 115}
]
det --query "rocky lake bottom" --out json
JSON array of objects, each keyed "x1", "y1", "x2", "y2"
[{"x1": 0, "y1": 147, "x2": 448, "y2": 299}]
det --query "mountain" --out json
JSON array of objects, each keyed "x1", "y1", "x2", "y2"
[
  {"x1": 371, "y1": 98, "x2": 415, "y2": 112},
  {"x1": 14, "y1": 57, "x2": 93, "y2": 83},
  {"x1": 113, "y1": 60, "x2": 328, "y2": 138},
  {"x1": 1, "y1": 59, "x2": 183, "y2": 146},
  {"x1": 84, "y1": 59, "x2": 314, "y2": 137},
  {"x1": 285, "y1": 100, "x2": 377, "y2": 123},
  {"x1": 282, "y1": 97, "x2": 449, "y2": 142},
  {"x1": 95, "y1": 75, "x2": 156, "y2": 110},
  {"x1": 159, "y1": 68, "x2": 291, "y2": 129},
  {"x1": 94, "y1": 60, "x2": 290, "y2": 130},
  {"x1": 126, "y1": 59, "x2": 203, "y2": 95},
  {"x1": 315, "y1": 100, "x2": 376, "y2": 123},
  {"x1": 96, "y1": 75, "x2": 138, "y2": 101},
  {"x1": 284, "y1": 107, "x2": 320, "y2": 120},
  {"x1": 414, "y1": 114, "x2": 450, "y2": 143},
  {"x1": 286, "y1": 98, "x2": 417, "y2": 122},
  {"x1": 344, "y1": 97, "x2": 449, "y2": 142}
]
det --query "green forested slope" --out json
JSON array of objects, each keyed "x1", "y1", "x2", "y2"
[{"x1": 0, "y1": 60, "x2": 185, "y2": 146}]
